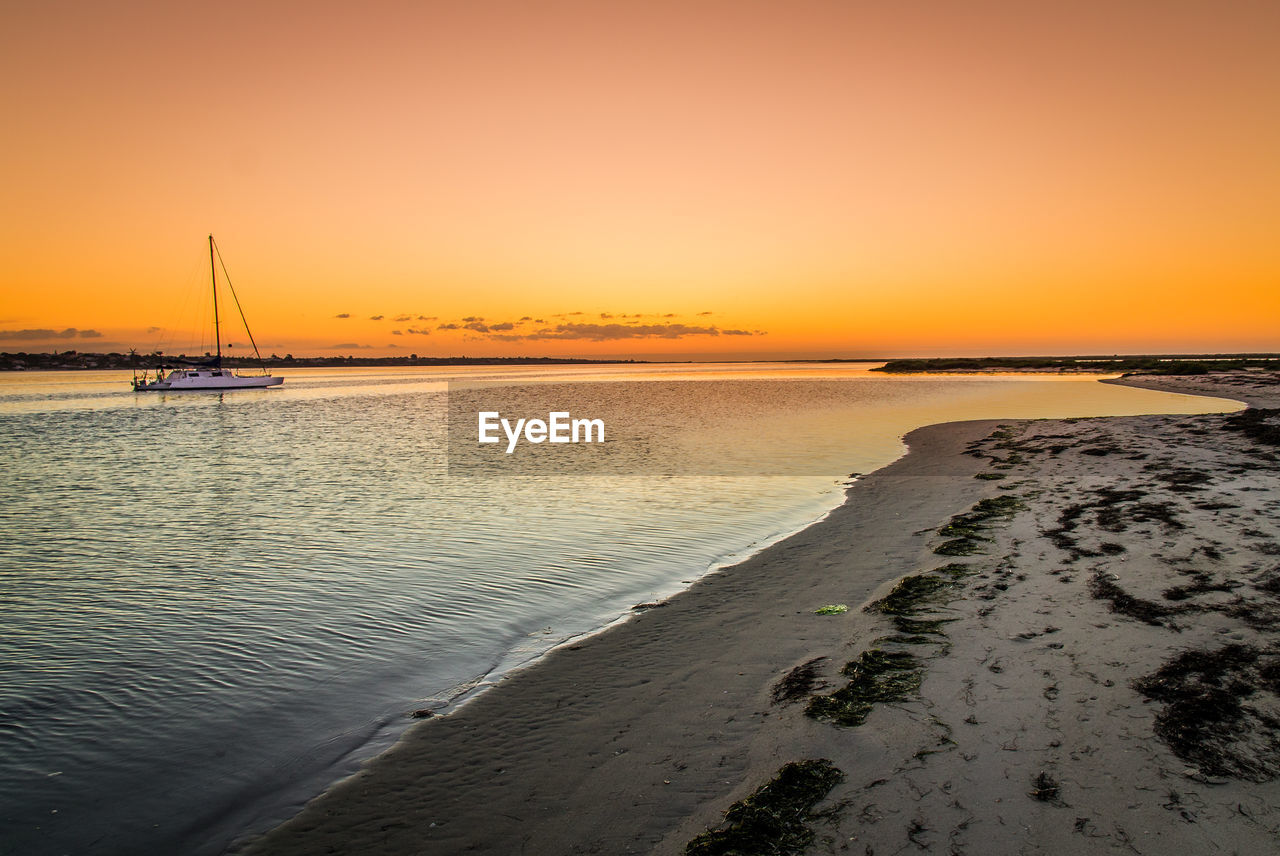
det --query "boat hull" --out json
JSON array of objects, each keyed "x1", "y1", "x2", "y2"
[{"x1": 134, "y1": 372, "x2": 284, "y2": 391}]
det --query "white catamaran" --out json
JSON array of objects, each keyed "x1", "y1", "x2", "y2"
[{"x1": 133, "y1": 236, "x2": 284, "y2": 391}]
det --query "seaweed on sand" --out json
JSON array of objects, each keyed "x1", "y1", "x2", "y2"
[
  {"x1": 1029, "y1": 771, "x2": 1061, "y2": 802},
  {"x1": 866, "y1": 568, "x2": 962, "y2": 642},
  {"x1": 1088, "y1": 571, "x2": 1176, "y2": 626},
  {"x1": 771, "y1": 658, "x2": 826, "y2": 705},
  {"x1": 969, "y1": 494, "x2": 1025, "y2": 520},
  {"x1": 866, "y1": 574, "x2": 958, "y2": 615},
  {"x1": 1223, "y1": 408, "x2": 1280, "y2": 447},
  {"x1": 1154, "y1": 468, "x2": 1212, "y2": 492},
  {"x1": 935, "y1": 495, "x2": 1024, "y2": 555},
  {"x1": 1096, "y1": 499, "x2": 1186, "y2": 532},
  {"x1": 805, "y1": 498, "x2": 1011, "y2": 728},
  {"x1": 805, "y1": 649, "x2": 923, "y2": 727},
  {"x1": 685, "y1": 759, "x2": 844, "y2": 856},
  {"x1": 878, "y1": 633, "x2": 940, "y2": 646},
  {"x1": 935, "y1": 562, "x2": 979, "y2": 578},
  {"x1": 890, "y1": 616, "x2": 954, "y2": 636},
  {"x1": 1046, "y1": 488, "x2": 1180, "y2": 560},
  {"x1": 868, "y1": 575, "x2": 960, "y2": 639},
  {"x1": 935, "y1": 538, "x2": 984, "y2": 556},
  {"x1": 1162, "y1": 576, "x2": 1238, "y2": 601},
  {"x1": 1133, "y1": 645, "x2": 1280, "y2": 781}
]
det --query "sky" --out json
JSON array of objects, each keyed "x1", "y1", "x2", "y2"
[{"x1": 2, "y1": 0, "x2": 1278, "y2": 360}]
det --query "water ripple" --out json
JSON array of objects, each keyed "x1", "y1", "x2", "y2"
[{"x1": 0, "y1": 365, "x2": 1237, "y2": 855}]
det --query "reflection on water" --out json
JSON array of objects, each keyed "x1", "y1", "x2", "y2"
[{"x1": 0, "y1": 364, "x2": 1240, "y2": 855}]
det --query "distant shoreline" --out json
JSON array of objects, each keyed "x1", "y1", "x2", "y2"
[
  {"x1": 871, "y1": 355, "x2": 1280, "y2": 374},
  {"x1": 0, "y1": 353, "x2": 650, "y2": 371},
  {"x1": 4, "y1": 351, "x2": 1279, "y2": 373}
]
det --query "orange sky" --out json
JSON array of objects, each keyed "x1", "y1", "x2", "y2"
[{"x1": 2, "y1": 0, "x2": 1278, "y2": 359}]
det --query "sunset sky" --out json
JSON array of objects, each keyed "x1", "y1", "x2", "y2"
[{"x1": 3, "y1": 1, "x2": 1278, "y2": 359}]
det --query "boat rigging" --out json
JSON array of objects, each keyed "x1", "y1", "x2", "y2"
[{"x1": 132, "y1": 235, "x2": 284, "y2": 391}]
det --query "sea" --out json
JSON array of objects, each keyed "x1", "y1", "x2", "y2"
[{"x1": 0, "y1": 363, "x2": 1240, "y2": 855}]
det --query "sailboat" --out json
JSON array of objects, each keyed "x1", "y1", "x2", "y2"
[{"x1": 132, "y1": 236, "x2": 285, "y2": 391}]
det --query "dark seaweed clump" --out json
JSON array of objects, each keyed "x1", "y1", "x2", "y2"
[
  {"x1": 805, "y1": 650, "x2": 922, "y2": 727},
  {"x1": 964, "y1": 424, "x2": 1027, "y2": 468},
  {"x1": 935, "y1": 538, "x2": 983, "y2": 556},
  {"x1": 1093, "y1": 490, "x2": 1184, "y2": 533},
  {"x1": 1029, "y1": 771, "x2": 1061, "y2": 802},
  {"x1": 867, "y1": 574, "x2": 957, "y2": 615},
  {"x1": 1163, "y1": 577, "x2": 1237, "y2": 601},
  {"x1": 1255, "y1": 567, "x2": 1280, "y2": 595},
  {"x1": 1223, "y1": 408, "x2": 1280, "y2": 447},
  {"x1": 1047, "y1": 488, "x2": 1182, "y2": 561},
  {"x1": 865, "y1": 571, "x2": 964, "y2": 638},
  {"x1": 686, "y1": 759, "x2": 844, "y2": 856},
  {"x1": 1133, "y1": 645, "x2": 1280, "y2": 781},
  {"x1": 1088, "y1": 570, "x2": 1176, "y2": 626},
  {"x1": 771, "y1": 658, "x2": 826, "y2": 705},
  {"x1": 934, "y1": 495, "x2": 1024, "y2": 556},
  {"x1": 935, "y1": 562, "x2": 979, "y2": 578},
  {"x1": 1154, "y1": 468, "x2": 1212, "y2": 492}
]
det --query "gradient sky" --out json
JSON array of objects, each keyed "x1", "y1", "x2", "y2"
[{"x1": 3, "y1": 0, "x2": 1278, "y2": 359}]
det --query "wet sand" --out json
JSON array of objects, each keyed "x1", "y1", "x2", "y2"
[{"x1": 241, "y1": 372, "x2": 1280, "y2": 855}]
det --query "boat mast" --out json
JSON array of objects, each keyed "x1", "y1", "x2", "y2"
[{"x1": 209, "y1": 234, "x2": 222, "y2": 366}]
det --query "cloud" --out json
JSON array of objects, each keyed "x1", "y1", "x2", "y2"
[
  {"x1": 407, "y1": 312, "x2": 760, "y2": 344},
  {"x1": 514, "y1": 323, "x2": 753, "y2": 341},
  {"x1": 405, "y1": 327, "x2": 431, "y2": 335},
  {"x1": 0, "y1": 327, "x2": 100, "y2": 341},
  {"x1": 391, "y1": 329, "x2": 403, "y2": 335},
  {"x1": 331, "y1": 343, "x2": 374, "y2": 349},
  {"x1": 0, "y1": 329, "x2": 60, "y2": 340},
  {"x1": 369, "y1": 315, "x2": 384, "y2": 321},
  {"x1": 146, "y1": 326, "x2": 162, "y2": 334},
  {"x1": 334, "y1": 313, "x2": 351, "y2": 319},
  {"x1": 417, "y1": 315, "x2": 436, "y2": 321}
]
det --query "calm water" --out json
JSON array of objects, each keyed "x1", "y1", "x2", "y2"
[{"x1": 0, "y1": 364, "x2": 1240, "y2": 854}]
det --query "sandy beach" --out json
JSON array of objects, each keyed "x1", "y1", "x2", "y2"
[{"x1": 241, "y1": 372, "x2": 1280, "y2": 855}]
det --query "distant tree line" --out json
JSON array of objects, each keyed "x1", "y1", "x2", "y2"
[
  {"x1": 0, "y1": 351, "x2": 646, "y2": 371},
  {"x1": 873, "y1": 355, "x2": 1280, "y2": 375}
]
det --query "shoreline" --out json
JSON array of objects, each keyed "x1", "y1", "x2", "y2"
[
  {"x1": 241, "y1": 372, "x2": 1279, "y2": 855},
  {"x1": 241, "y1": 417, "x2": 1006, "y2": 855},
  {"x1": 207, "y1": 478, "x2": 860, "y2": 856}
]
